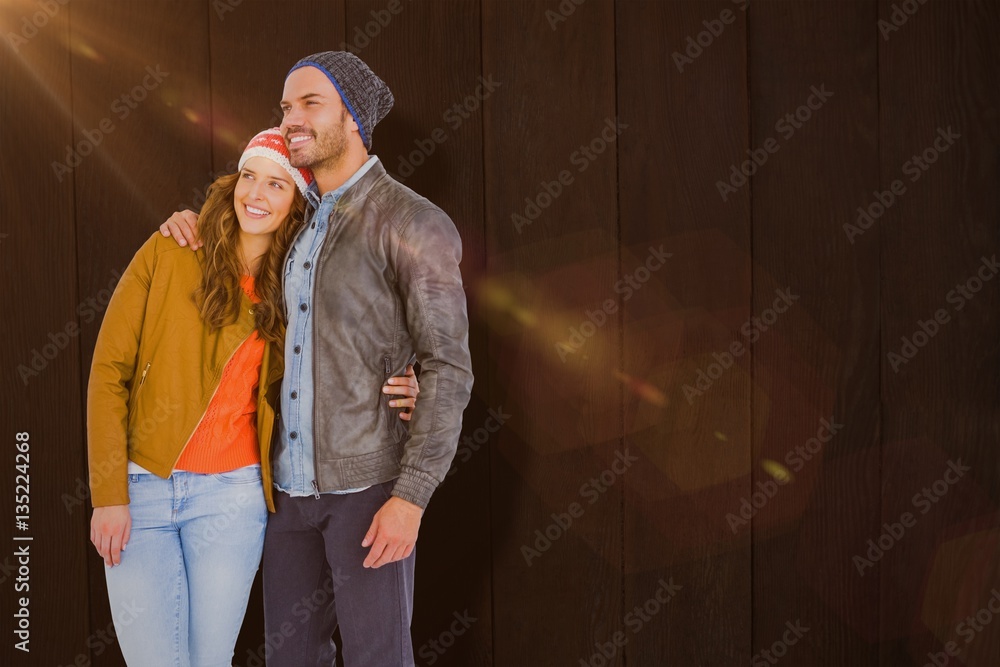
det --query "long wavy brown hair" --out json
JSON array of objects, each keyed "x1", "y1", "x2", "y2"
[{"x1": 195, "y1": 171, "x2": 306, "y2": 344}]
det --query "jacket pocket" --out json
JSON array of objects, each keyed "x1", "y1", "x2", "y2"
[
  {"x1": 381, "y1": 355, "x2": 401, "y2": 441},
  {"x1": 130, "y1": 361, "x2": 151, "y2": 412}
]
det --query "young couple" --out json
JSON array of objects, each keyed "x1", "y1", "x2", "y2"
[{"x1": 87, "y1": 51, "x2": 474, "y2": 667}]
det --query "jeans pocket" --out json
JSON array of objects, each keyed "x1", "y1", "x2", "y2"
[{"x1": 212, "y1": 465, "x2": 263, "y2": 485}]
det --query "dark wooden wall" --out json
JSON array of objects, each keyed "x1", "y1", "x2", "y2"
[{"x1": 2, "y1": 1, "x2": 998, "y2": 665}]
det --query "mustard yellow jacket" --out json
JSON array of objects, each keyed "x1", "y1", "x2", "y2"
[{"x1": 87, "y1": 232, "x2": 282, "y2": 511}]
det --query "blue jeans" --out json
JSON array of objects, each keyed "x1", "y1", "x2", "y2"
[{"x1": 105, "y1": 466, "x2": 267, "y2": 667}]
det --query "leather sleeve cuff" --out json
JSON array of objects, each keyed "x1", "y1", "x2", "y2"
[{"x1": 391, "y1": 467, "x2": 438, "y2": 510}]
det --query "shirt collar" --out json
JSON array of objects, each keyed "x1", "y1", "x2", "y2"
[{"x1": 304, "y1": 155, "x2": 379, "y2": 208}]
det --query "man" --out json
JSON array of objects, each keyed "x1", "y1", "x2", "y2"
[{"x1": 161, "y1": 51, "x2": 474, "y2": 666}]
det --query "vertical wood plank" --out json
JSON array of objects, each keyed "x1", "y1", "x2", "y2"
[
  {"x1": 0, "y1": 1, "x2": 91, "y2": 664},
  {"x1": 482, "y1": 0, "x2": 622, "y2": 664},
  {"x1": 750, "y1": 1, "x2": 881, "y2": 665},
  {"x1": 617, "y1": 1, "x2": 753, "y2": 663},
  {"x1": 879, "y1": 0, "x2": 1000, "y2": 664},
  {"x1": 68, "y1": 1, "x2": 213, "y2": 663}
]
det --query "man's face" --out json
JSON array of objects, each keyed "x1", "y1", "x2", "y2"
[{"x1": 280, "y1": 66, "x2": 351, "y2": 171}]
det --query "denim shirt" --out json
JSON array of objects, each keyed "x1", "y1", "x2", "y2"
[{"x1": 272, "y1": 156, "x2": 379, "y2": 497}]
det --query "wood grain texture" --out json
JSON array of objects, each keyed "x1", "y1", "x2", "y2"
[
  {"x1": 0, "y1": 1, "x2": 91, "y2": 665},
  {"x1": 67, "y1": 1, "x2": 213, "y2": 664},
  {"x1": 207, "y1": 0, "x2": 345, "y2": 175},
  {"x1": 616, "y1": 1, "x2": 753, "y2": 664},
  {"x1": 749, "y1": 1, "x2": 881, "y2": 665},
  {"x1": 482, "y1": 0, "x2": 623, "y2": 664},
  {"x1": 2, "y1": 0, "x2": 998, "y2": 663},
  {"x1": 879, "y1": 0, "x2": 1000, "y2": 665}
]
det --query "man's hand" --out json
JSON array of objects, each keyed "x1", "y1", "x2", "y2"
[
  {"x1": 91, "y1": 505, "x2": 132, "y2": 567},
  {"x1": 159, "y1": 209, "x2": 202, "y2": 250},
  {"x1": 362, "y1": 495, "x2": 423, "y2": 568},
  {"x1": 382, "y1": 364, "x2": 419, "y2": 421}
]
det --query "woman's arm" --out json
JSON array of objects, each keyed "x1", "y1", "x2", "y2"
[{"x1": 87, "y1": 234, "x2": 157, "y2": 505}]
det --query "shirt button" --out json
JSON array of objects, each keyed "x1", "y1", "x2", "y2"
[
  {"x1": 303, "y1": 261, "x2": 312, "y2": 270},
  {"x1": 294, "y1": 345, "x2": 301, "y2": 354},
  {"x1": 311, "y1": 222, "x2": 316, "y2": 229},
  {"x1": 300, "y1": 303, "x2": 308, "y2": 312},
  {"x1": 290, "y1": 391, "x2": 298, "y2": 399},
  {"x1": 290, "y1": 431, "x2": 298, "y2": 440}
]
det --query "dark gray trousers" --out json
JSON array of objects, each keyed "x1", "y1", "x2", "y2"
[{"x1": 262, "y1": 481, "x2": 416, "y2": 666}]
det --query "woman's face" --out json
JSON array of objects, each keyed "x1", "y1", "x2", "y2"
[{"x1": 233, "y1": 156, "x2": 297, "y2": 239}]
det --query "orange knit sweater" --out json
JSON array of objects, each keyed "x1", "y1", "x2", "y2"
[{"x1": 175, "y1": 275, "x2": 264, "y2": 473}]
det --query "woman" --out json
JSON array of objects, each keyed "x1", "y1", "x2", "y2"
[{"x1": 86, "y1": 128, "x2": 419, "y2": 666}]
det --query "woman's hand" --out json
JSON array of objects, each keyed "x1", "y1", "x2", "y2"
[
  {"x1": 91, "y1": 505, "x2": 132, "y2": 567},
  {"x1": 382, "y1": 364, "x2": 420, "y2": 421},
  {"x1": 159, "y1": 209, "x2": 201, "y2": 250}
]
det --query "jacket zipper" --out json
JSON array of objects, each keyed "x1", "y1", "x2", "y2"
[
  {"x1": 383, "y1": 355, "x2": 394, "y2": 437},
  {"x1": 127, "y1": 361, "x2": 153, "y2": 417},
  {"x1": 170, "y1": 323, "x2": 254, "y2": 469},
  {"x1": 310, "y1": 204, "x2": 339, "y2": 498}
]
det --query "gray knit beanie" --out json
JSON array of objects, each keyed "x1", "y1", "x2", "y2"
[{"x1": 287, "y1": 51, "x2": 394, "y2": 150}]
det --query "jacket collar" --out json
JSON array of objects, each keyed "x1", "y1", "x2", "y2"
[
  {"x1": 333, "y1": 157, "x2": 386, "y2": 213},
  {"x1": 303, "y1": 157, "x2": 386, "y2": 221}
]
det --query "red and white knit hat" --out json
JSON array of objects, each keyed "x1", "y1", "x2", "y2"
[{"x1": 238, "y1": 127, "x2": 313, "y2": 195}]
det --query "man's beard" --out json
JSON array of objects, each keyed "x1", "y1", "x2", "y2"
[{"x1": 289, "y1": 108, "x2": 349, "y2": 171}]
